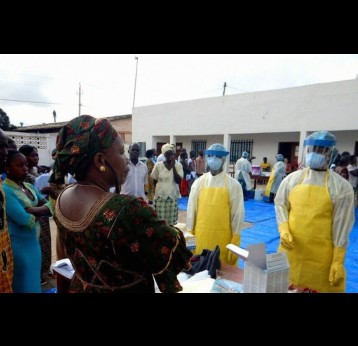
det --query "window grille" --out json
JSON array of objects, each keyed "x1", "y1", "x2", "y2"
[
  {"x1": 230, "y1": 139, "x2": 253, "y2": 163},
  {"x1": 191, "y1": 140, "x2": 207, "y2": 157}
]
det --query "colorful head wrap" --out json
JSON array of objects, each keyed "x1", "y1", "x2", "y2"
[{"x1": 49, "y1": 115, "x2": 118, "y2": 183}]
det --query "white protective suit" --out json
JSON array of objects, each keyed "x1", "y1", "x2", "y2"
[{"x1": 234, "y1": 157, "x2": 252, "y2": 190}]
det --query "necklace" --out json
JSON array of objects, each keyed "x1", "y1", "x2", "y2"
[{"x1": 76, "y1": 183, "x2": 107, "y2": 192}]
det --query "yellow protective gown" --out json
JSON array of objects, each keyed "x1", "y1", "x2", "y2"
[
  {"x1": 278, "y1": 171, "x2": 345, "y2": 292},
  {"x1": 264, "y1": 166, "x2": 275, "y2": 197},
  {"x1": 194, "y1": 175, "x2": 232, "y2": 264}
]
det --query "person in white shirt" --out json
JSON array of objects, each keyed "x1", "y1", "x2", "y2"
[{"x1": 121, "y1": 143, "x2": 148, "y2": 200}]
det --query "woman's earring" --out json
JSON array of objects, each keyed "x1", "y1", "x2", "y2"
[{"x1": 100, "y1": 165, "x2": 106, "y2": 172}]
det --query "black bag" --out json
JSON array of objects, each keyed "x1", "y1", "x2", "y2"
[{"x1": 189, "y1": 245, "x2": 221, "y2": 278}]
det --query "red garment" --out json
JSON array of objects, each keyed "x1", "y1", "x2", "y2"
[{"x1": 180, "y1": 178, "x2": 189, "y2": 197}]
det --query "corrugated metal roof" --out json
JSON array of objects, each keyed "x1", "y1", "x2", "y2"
[{"x1": 15, "y1": 114, "x2": 132, "y2": 132}]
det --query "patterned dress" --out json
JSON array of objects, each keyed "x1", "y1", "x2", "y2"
[
  {"x1": 0, "y1": 180, "x2": 14, "y2": 293},
  {"x1": 151, "y1": 161, "x2": 184, "y2": 225},
  {"x1": 54, "y1": 189, "x2": 192, "y2": 293}
]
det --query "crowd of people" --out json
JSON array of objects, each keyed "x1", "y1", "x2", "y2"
[{"x1": 0, "y1": 119, "x2": 356, "y2": 293}]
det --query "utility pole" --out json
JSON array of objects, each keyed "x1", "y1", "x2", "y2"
[
  {"x1": 133, "y1": 56, "x2": 139, "y2": 109},
  {"x1": 53, "y1": 110, "x2": 57, "y2": 123},
  {"x1": 223, "y1": 82, "x2": 227, "y2": 96},
  {"x1": 77, "y1": 82, "x2": 83, "y2": 116}
]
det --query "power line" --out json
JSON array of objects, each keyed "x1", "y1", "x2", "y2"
[{"x1": 0, "y1": 98, "x2": 57, "y2": 105}]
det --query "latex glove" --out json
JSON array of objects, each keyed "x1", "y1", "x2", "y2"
[
  {"x1": 227, "y1": 234, "x2": 240, "y2": 265},
  {"x1": 278, "y1": 223, "x2": 294, "y2": 250},
  {"x1": 329, "y1": 247, "x2": 346, "y2": 286}
]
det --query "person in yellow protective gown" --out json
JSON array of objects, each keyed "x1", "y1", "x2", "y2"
[
  {"x1": 186, "y1": 143, "x2": 245, "y2": 265},
  {"x1": 275, "y1": 131, "x2": 355, "y2": 292},
  {"x1": 264, "y1": 153, "x2": 286, "y2": 203}
]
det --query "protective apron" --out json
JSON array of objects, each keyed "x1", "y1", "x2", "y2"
[
  {"x1": 264, "y1": 167, "x2": 275, "y2": 197},
  {"x1": 279, "y1": 170, "x2": 345, "y2": 292},
  {"x1": 194, "y1": 175, "x2": 232, "y2": 264}
]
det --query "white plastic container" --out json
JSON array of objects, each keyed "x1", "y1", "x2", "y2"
[{"x1": 254, "y1": 189, "x2": 263, "y2": 200}]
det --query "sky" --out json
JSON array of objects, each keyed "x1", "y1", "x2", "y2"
[{"x1": 1, "y1": 54, "x2": 358, "y2": 127}]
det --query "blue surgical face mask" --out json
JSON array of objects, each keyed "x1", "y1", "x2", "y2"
[
  {"x1": 207, "y1": 156, "x2": 223, "y2": 171},
  {"x1": 306, "y1": 152, "x2": 327, "y2": 169}
]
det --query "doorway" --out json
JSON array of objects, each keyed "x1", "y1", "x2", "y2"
[
  {"x1": 278, "y1": 142, "x2": 299, "y2": 165},
  {"x1": 156, "y1": 142, "x2": 182, "y2": 159}
]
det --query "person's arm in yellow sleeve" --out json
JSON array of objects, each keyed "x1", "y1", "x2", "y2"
[
  {"x1": 227, "y1": 233, "x2": 241, "y2": 265},
  {"x1": 329, "y1": 173, "x2": 354, "y2": 286},
  {"x1": 278, "y1": 222, "x2": 294, "y2": 250},
  {"x1": 227, "y1": 178, "x2": 244, "y2": 264},
  {"x1": 274, "y1": 176, "x2": 295, "y2": 250}
]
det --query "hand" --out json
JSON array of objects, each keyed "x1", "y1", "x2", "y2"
[
  {"x1": 329, "y1": 262, "x2": 344, "y2": 286},
  {"x1": 329, "y1": 247, "x2": 346, "y2": 286},
  {"x1": 226, "y1": 233, "x2": 240, "y2": 265},
  {"x1": 280, "y1": 231, "x2": 294, "y2": 250},
  {"x1": 227, "y1": 251, "x2": 238, "y2": 265},
  {"x1": 278, "y1": 223, "x2": 294, "y2": 250}
]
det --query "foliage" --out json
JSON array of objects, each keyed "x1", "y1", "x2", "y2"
[{"x1": 0, "y1": 108, "x2": 17, "y2": 130}]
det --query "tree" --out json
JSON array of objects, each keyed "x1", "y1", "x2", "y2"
[{"x1": 0, "y1": 109, "x2": 17, "y2": 130}]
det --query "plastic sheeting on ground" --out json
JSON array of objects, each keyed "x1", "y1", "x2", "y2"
[{"x1": 178, "y1": 197, "x2": 189, "y2": 211}]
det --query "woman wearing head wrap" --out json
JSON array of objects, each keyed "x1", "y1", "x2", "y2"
[
  {"x1": 156, "y1": 143, "x2": 174, "y2": 163},
  {"x1": 50, "y1": 115, "x2": 191, "y2": 293},
  {"x1": 186, "y1": 144, "x2": 245, "y2": 265},
  {"x1": 264, "y1": 153, "x2": 286, "y2": 203},
  {"x1": 151, "y1": 145, "x2": 184, "y2": 225},
  {"x1": 275, "y1": 131, "x2": 354, "y2": 292}
]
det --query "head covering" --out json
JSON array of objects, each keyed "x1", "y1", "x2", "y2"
[
  {"x1": 303, "y1": 131, "x2": 336, "y2": 170},
  {"x1": 161, "y1": 143, "x2": 174, "y2": 154},
  {"x1": 204, "y1": 143, "x2": 229, "y2": 157},
  {"x1": 303, "y1": 131, "x2": 336, "y2": 147},
  {"x1": 242, "y1": 151, "x2": 249, "y2": 158},
  {"x1": 276, "y1": 154, "x2": 284, "y2": 161},
  {"x1": 49, "y1": 115, "x2": 118, "y2": 183}
]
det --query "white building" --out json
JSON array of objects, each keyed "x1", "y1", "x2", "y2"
[{"x1": 132, "y1": 78, "x2": 358, "y2": 170}]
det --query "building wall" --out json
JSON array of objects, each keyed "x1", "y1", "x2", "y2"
[
  {"x1": 110, "y1": 117, "x2": 132, "y2": 143},
  {"x1": 6, "y1": 131, "x2": 57, "y2": 167},
  {"x1": 132, "y1": 78, "x2": 358, "y2": 166}
]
